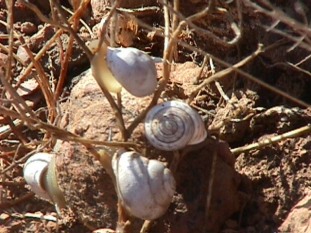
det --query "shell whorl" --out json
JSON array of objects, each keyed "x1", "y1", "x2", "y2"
[
  {"x1": 112, "y1": 151, "x2": 176, "y2": 220},
  {"x1": 144, "y1": 100, "x2": 207, "y2": 151},
  {"x1": 23, "y1": 152, "x2": 53, "y2": 200}
]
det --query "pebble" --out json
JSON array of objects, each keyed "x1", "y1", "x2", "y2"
[{"x1": 21, "y1": 22, "x2": 37, "y2": 35}]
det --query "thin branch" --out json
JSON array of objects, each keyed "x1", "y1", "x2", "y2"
[
  {"x1": 0, "y1": 69, "x2": 38, "y2": 120},
  {"x1": 17, "y1": 35, "x2": 57, "y2": 122},
  {"x1": 231, "y1": 124, "x2": 311, "y2": 155},
  {"x1": 19, "y1": 0, "x2": 67, "y2": 29},
  {"x1": 0, "y1": 105, "x2": 139, "y2": 149},
  {"x1": 183, "y1": 42, "x2": 310, "y2": 108},
  {"x1": 127, "y1": 2, "x2": 217, "y2": 135},
  {"x1": 10, "y1": 212, "x2": 58, "y2": 222},
  {"x1": 54, "y1": 1, "x2": 89, "y2": 100},
  {"x1": 50, "y1": 0, "x2": 127, "y2": 140},
  {"x1": 5, "y1": 0, "x2": 14, "y2": 83},
  {"x1": 97, "y1": 1, "x2": 119, "y2": 53},
  {"x1": 203, "y1": 141, "x2": 217, "y2": 232},
  {"x1": 16, "y1": 3, "x2": 91, "y2": 87},
  {"x1": 243, "y1": 0, "x2": 311, "y2": 37},
  {"x1": 188, "y1": 44, "x2": 264, "y2": 103},
  {"x1": 163, "y1": 0, "x2": 170, "y2": 52},
  {"x1": 263, "y1": 25, "x2": 311, "y2": 52}
]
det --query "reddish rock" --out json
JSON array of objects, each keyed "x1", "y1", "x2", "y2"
[
  {"x1": 57, "y1": 63, "x2": 243, "y2": 231},
  {"x1": 20, "y1": 22, "x2": 37, "y2": 35},
  {"x1": 279, "y1": 190, "x2": 311, "y2": 233}
]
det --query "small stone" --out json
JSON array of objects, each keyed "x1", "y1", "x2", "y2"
[
  {"x1": 16, "y1": 46, "x2": 30, "y2": 65},
  {"x1": 0, "y1": 52, "x2": 8, "y2": 67},
  {"x1": 0, "y1": 213, "x2": 10, "y2": 221},
  {"x1": 20, "y1": 22, "x2": 37, "y2": 35}
]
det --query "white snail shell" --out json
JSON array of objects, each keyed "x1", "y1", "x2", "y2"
[
  {"x1": 112, "y1": 151, "x2": 176, "y2": 220},
  {"x1": 144, "y1": 100, "x2": 207, "y2": 151},
  {"x1": 23, "y1": 152, "x2": 53, "y2": 200},
  {"x1": 23, "y1": 152, "x2": 66, "y2": 212},
  {"x1": 90, "y1": 41, "x2": 158, "y2": 97}
]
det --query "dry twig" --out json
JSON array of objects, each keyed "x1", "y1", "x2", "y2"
[{"x1": 231, "y1": 124, "x2": 311, "y2": 155}]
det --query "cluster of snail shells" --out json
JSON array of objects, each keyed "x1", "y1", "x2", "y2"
[
  {"x1": 144, "y1": 100, "x2": 207, "y2": 151},
  {"x1": 89, "y1": 40, "x2": 158, "y2": 97},
  {"x1": 23, "y1": 43, "x2": 208, "y2": 223},
  {"x1": 23, "y1": 148, "x2": 176, "y2": 221}
]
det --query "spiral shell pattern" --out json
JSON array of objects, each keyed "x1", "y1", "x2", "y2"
[{"x1": 144, "y1": 100, "x2": 207, "y2": 151}]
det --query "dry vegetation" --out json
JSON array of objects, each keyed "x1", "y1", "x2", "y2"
[{"x1": 0, "y1": 0, "x2": 311, "y2": 232}]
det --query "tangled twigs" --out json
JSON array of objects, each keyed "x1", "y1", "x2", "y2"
[
  {"x1": 184, "y1": 42, "x2": 310, "y2": 108},
  {"x1": 54, "y1": 0, "x2": 91, "y2": 100},
  {"x1": 127, "y1": 1, "x2": 216, "y2": 135},
  {"x1": 18, "y1": 35, "x2": 57, "y2": 123},
  {"x1": 231, "y1": 124, "x2": 311, "y2": 155},
  {"x1": 125, "y1": 10, "x2": 309, "y2": 108},
  {"x1": 188, "y1": 44, "x2": 264, "y2": 103},
  {"x1": 21, "y1": 0, "x2": 128, "y2": 140},
  {"x1": 242, "y1": 0, "x2": 311, "y2": 54},
  {"x1": 16, "y1": 3, "x2": 90, "y2": 87},
  {"x1": 1, "y1": 14, "x2": 57, "y2": 123},
  {"x1": 0, "y1": 105, "x2": 139, "y2": 150},
  {"x1": 53, "y1": 0, "x2": 128, "y2": 141},
  {"x1": 0, "y1": 69, "x2": 37, "y2": 121},
  {"x1": 243, "y1": 0, "x2": 311, "y2": 38}
]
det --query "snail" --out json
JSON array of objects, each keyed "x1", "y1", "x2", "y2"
[
  {"x1": 23, "y1": 152, "x2": 66, "y2": 214},
  {"x1": 144, "y1": 100, "x2": 207, "y2": 151},
  {"x1": 111, "y1": 150, "x2": 176, "y2": 220},
  {"x1": 89, "y1": 40, "x2": 158, "y2": 97},
  {"x1": 23, "y1": 146, "x2": 175, "y2": 225}
]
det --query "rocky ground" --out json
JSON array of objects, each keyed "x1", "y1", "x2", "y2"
[{"x1": 0, "y1": 1, "x2": 311, "y2": 233}]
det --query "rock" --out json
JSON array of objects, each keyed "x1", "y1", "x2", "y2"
[
  {"x1": 278, "y1": 190, "x2": 311, "y2": 233},
  {"x1": 0, "y1": 52, "x2": 8, "y2": 67},
  {"x1": 56, "y1": 62, "x2": 243, "y2": 232},
  {"x1": 29, "y1": 25, "x2": 55, "y2": 52},
  {"x1": 90, "y1": 0, "x2": 158, "y2": 21},
  {"x1": 20, "y1": 22, "x2": 37, "y2": 35},
  {"x1": 16, "y1": 46, "x2": 30, "y2": 65},
  {"x1": 55, "y1": 141, "x2": 118, "y2": 230}
]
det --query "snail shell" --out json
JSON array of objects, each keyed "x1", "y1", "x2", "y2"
[
  {"x1": 144, "y1": 100, "x2": 207, "y2": 151},
  {"x1": 23, "y1": 152, "x2": 66, "y2": 213},
  {"x1": 90, "y1": 41, "x2": 158, "y2": 97},
  {"x1": 112, "y1": 151, "x2": 176, "y2": 220},
  {"x1": 23, "y1": 152, "x2": 53, "y2": 200}
]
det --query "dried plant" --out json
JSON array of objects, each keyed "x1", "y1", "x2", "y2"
[{"x1": 1, "y1": 0, "x2": 311, "y2": 232}]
